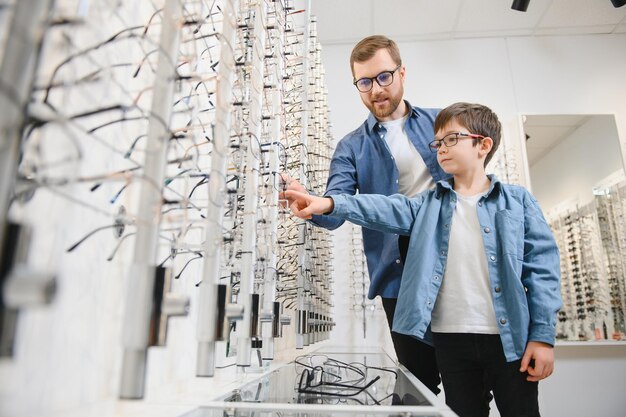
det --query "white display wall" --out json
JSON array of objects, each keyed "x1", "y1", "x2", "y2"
[{"x1": 0, "y1": 1, "x2": 338, "y2": 416}]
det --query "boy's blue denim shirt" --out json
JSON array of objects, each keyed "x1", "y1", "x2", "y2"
[
  {"x1": 330, "y1": 175, "x2": 562, "y2": 362},
  {"x1": 309, "y1": 102, "x2": 450, "y2": 299}
]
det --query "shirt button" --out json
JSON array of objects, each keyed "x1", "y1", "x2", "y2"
[
  {"x1": 495, "y1": 286, "x2": 501, "y2": 293},
  {"x1": 440, "y1": 250, "x2": 446, "y2": 256},
  {"x1": 444, "y1": 224, "x2": 449, "y2": 229},
  {"x1": 500, "y1": 318, "x2": 507, "y2": 325},
  {"x1": 396, "y1": 180, "x2": 399, "y2": 184},
  {"x1": 427, "y1": 300, "x2": 432, "y2": 306},
  {"x1": 434, "y1": 275, "x2": 440, "y2": 281},
  {"x1": 478, "y1": 201, "x2": 483, "y2": 207},
  {"x1": 490, "y1": 255, "x2": 496, "y2": 262},
  {"x1": 484, "y1": 227, "x2": 491, "y2": 233},
  {"x1": 395, "y1": 259, "x2": 401, "y2": 264}
]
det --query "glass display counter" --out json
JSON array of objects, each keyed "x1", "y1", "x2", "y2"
[{"x1": 180, "y1": 350, "x2": 457, "y2": 417}]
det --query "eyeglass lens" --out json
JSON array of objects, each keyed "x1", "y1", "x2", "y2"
[{"x1": 429, "y1": 133, "x2": 459, "y2": 151}]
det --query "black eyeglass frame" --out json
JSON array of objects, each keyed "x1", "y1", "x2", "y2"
[
  {"x1": 429, "y1": 132, "x2": 485, "y2": 152},
  {"x1": 353, "y1": 64, "x2": 401, "y2": 93}
]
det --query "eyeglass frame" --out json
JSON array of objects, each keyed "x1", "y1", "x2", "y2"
[
  {"x1": 429, "y1": 132, "x2": 485, "y2": 152},
  {"x1": 353, "y1": 64, "x2": 401, "y2": 93}
]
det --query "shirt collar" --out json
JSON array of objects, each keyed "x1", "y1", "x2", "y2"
[
  {"x1": 367, "y1": 100, "x2": 418, "y2": 132},
  {"x1": 434, "y1": 174, "x2": 502, "y2": 199}
]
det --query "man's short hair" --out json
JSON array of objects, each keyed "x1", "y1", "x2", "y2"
[
  {"x1": 350, "y1": 35, "x2": 402, "y2": 76},
  {"x1": 434, "y1": 102, "x2": 502, "y2": 167}
]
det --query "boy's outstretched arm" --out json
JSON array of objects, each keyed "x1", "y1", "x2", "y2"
[
  {"x1": 520, "y1": 341, "x2": 554, "y2": 382},
  {"x1": 285, "y1": 190, "x2": 333, "y2": 220}
]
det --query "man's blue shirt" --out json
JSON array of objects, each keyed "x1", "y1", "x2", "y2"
[
  {"x1": 330, "y1": 176, "x2": 562, "y2": 361},
  {"x1": 310, "y1": 102, "x2": 449, "y2": 299}
]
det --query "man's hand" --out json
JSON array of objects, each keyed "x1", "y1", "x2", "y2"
[
  {"x1": 520, "y1": 341, "x2": 554, "y2": 382},
  {"x1": 278, "y1": 173, "x2": 307, "y2": 208},
  {"x1": 284, "y1": 190, "x2": 333, "y2": 220}
]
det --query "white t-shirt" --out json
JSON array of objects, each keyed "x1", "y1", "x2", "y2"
[
  {"x1": 430, "y1": 193, "x2": 499, "y2": 334},
  {"x1": 380, "y1": 116, "x2": 434, "y2": 196}
]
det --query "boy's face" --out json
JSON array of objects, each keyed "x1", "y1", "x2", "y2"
[{"x1": 434, "y1": 120, "x2": 490, "y2": 175}]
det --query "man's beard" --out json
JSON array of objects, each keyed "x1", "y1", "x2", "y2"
[{"x1": 366, "y1": 91, "x2": 402, "y2": 119}]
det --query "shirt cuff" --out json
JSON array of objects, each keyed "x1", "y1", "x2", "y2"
[{"x1": 328, "y1": 194, "x2": 348, "y2": 217}]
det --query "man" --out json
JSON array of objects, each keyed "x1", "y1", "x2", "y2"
[{"x1": 282, "y1": 35, "x2": 448, "y2": 394}]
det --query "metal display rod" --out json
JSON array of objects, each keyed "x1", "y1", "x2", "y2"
[
  {"x1": 0, "y1": 0, "x2": 56, "y2": 358},
  {"x1": 236, "y1": 0, "x2": 268, "y2": 368},
  {"x1": 261, "y1": 16, "x2": 288, "y2": 360},
  {"x1": 0, "y1": 0, "x2": 52, "y2": 225},
  {"x1": 196, "y1": 0, "x2": 240, "y2": 378},
  {"x1": 295, "y1": 2, "x2": 312, "y2": 349},
  {"x1": 119, "y1": 0, "x2": 184, "y2": 399}
]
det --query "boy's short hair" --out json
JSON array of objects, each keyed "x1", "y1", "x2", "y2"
[
  {"x1": 434, "y1": 102, "x2": 501, "y2": 167},
  {"x1": 350, "y1": 35, "x2": 402, "y2": 76}
]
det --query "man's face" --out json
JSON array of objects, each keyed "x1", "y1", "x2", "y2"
[{"x1": 353, "y1": 49, "x2": 405, "y2": 121}]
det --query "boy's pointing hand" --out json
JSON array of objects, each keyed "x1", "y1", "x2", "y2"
[{"x1": 284, "y1": 190, "x2": 333, "y2": 220}]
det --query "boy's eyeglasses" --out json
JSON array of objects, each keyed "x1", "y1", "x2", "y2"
[
  {"x1": 429, "y1": 132, "x2": 485, "y2": 152},
  {"x1": 353, "y1": 65, "x2": 401, "y2": 93}
]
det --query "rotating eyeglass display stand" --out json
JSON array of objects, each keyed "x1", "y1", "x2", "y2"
[{"x1": 179, "y1": 347, "x2": 458, "y2": 417}]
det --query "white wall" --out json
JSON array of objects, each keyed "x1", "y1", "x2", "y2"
[{"x1": 321, "y1": 33, "x2": 626, "y2": 417}]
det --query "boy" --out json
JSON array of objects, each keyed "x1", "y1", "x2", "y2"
[{"x1": 285, "y1": 102, "x2": 562, "y2": 417}]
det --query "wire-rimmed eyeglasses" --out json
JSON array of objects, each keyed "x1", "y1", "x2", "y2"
[
  {"x1": 353, "y1": 64, "x2": 401, "y2": 93},
  {"x1": 429, "y1": 132, "x2": 485, "y2": 152}
]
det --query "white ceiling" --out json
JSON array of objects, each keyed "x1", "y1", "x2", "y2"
[{"x1": 309, "y1": 0, "x2": 626, "y2": 45}]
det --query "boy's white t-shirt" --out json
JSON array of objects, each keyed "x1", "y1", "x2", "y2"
[
  {"x1": 380, "y1": 116, "x2": 434, "y2": 196},
  {"x1": 430, "y1": 193, "x2": 500, "y2": 334}
]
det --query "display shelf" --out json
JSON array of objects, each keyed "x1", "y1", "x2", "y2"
[{"x1": 555, "y1": 340, "x2": 626, "y2": 347}]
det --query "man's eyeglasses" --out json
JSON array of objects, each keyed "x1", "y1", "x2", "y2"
[
  {"x1": 353, "y1": 64, "x2": 401, "y2": 93},
  {"x1": 429, "y1": 132, "x2": 485, "y2": 152}
]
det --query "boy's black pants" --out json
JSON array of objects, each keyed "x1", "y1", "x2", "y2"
[{"x1": 432, "y1": 332, "x2": 540, "y2": 417}]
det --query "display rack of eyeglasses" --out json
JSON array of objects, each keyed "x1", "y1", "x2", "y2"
[
  {"x1": 349, "y1": 224, "x2": 379, "y2": 338},
  {"x1": 0, "y1": 0, "x2": 335, "y2": 401},
  {"x1": 593, "y1": 177, "x2": 626, "y2": 339},
  {"x1": 490, "y1": 135, "x2": 521, "y2": 185},
  {"x1": 548, "y1": 176, "x2": 626, "y2": 342},
  {"x1": 179, "y1": 351, "x2": 457, "y2": 417}
]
